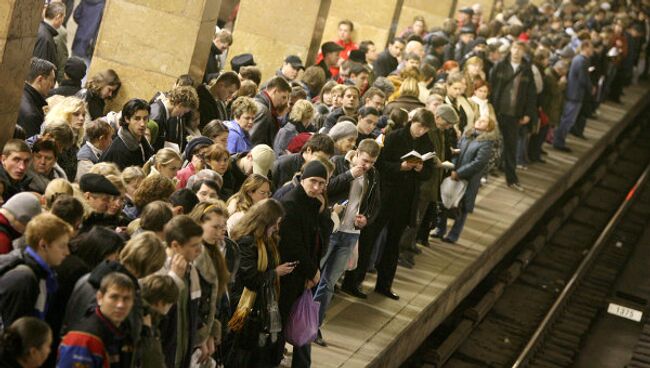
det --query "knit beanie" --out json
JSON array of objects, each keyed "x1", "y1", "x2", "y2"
[
  {"x1": 2, "y1": 192, "x2": 42, "y2": 225},
  {"x1": 328, "y1": 121, "x2": 358, "y2": 142},
  {"x1": 301, "y1": 160, "x2": 328, "y2": 180}
]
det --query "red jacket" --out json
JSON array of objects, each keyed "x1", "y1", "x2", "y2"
[{"x1": 0, "y1": 212, "x2": 20, "y2": 255}]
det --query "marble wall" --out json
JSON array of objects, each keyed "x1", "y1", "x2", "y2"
[
  {"x1": 226, "y1": 0, "x2": 321, "y2": 83},
  {"x1": 396, "y1": 0, "x2": 456, "y2": 41},
  {"x1": 88, "y1": 0, "x2": 221, "y2": 111},
  {"x1": 0, "y1": 0, "x2": 43, "y2": 146}
]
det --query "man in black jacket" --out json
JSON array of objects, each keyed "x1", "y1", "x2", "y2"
[
  {"x1": 250, "y1": 76, "x2": 291, "y2": 147},
  {"x1": 489, "y1": 41, "x2": 537, "y2": 191},
  {"x1": 33, "y1": 2, "x2": 65, "y2": 65},
  {"x1": 271, "y1": 133, "x2": 335, "y2": 189},
  {"x1": 0, "y1": 140, "x2": 33, "y2": 201},
  {"x1": 150, "y1": 85, "x2": 199, "y2": 151},
  {"x1": 197, "y1": 71, "x2": 240, "y2": 128},
  {"x1": 373, "y1": 38, "x2": 405, "y2": 77},
  {"x1": 17, "y1": 58, "x2": 56, "y2": 138},
  {"x1": 278, "y1": 160, "x2": 334, "y2": 368},
  {"x1": 314, "y1": 139, "x2": 381, "y2": 341},
  {"x1": 203, "y1": 29, "x2": 232, "y2": 82},
  {"x1": 100, "y1": 99, "x2": 154, "y2": 170}
]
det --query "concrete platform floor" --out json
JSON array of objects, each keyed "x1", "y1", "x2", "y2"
[{"x1": 301, "y1": 83, "x2": 650, "y2": 368}]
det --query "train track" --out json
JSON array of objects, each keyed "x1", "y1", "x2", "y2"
[{"x1": 407, "y1": 115, "x2": 650, "y2": 368}]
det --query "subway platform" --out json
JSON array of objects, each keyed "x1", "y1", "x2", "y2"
[{"x1": 305, "y1": 83, "x2": 650, "y2": 368}]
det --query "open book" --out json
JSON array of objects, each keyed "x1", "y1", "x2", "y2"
[{"x1": 401, "y1": 150, "x2": 436, "y2": 163}]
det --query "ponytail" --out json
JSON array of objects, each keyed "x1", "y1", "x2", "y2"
[{"x1": 0, "y1": 317, "x2": 51, "y2": 359}]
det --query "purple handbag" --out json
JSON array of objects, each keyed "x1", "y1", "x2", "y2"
[{"x1": 284, "y1": 289, "x2": 320, "y2": 347}]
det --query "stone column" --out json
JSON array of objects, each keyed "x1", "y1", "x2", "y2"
[
  {"x1": 322, "y1": 0, "x2": 400, "y2": 48},
  {"x1": 88, "y1": 0, "x2": 222, "y2": 110},
  {"x1": 0, "y1": 0, "x2": 43, "y2": 146},
  {"x1": 226, "y1": 0, "x2": 322, "y2": 82},
  {"x1": 396, "y1": 0, "x2": 456, "y2": 38}
]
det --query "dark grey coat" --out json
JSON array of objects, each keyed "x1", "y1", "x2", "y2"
[{"x1": 455, "y1": 129, "x2": 496, "y2": 212}]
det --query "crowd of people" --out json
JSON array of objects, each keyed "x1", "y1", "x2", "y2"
[{"x1": 0, "y1": 0, "x2": 648, "y2": 367}]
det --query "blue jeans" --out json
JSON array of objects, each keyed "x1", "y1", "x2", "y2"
[
  {"x1": 435, "y1": 209, "x2": 468, "y2": 242},
  {"x1": 554, "y1": 100, "x2": 582, "y2": 148},
  {"x1": 314, "y1": 231, "x2": 360, "y2": 325}
]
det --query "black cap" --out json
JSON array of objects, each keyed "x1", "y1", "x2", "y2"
[
  {"x1": 322, "y1": 41, "x2": 344, "y2": 54},
  {"x1": 230, "y1": 53, "x2": 256, "y2": 73},
  {"x1": 284, "y1": 55, "x2": 305, "y2": 70},
  {"x1": 184, "y1": 136, "x2": 213, "y2": 159},
  {"x1": 80, "y1": 173, "x2": 120, "y2": 196},
  {"x1": 459, "y1": 7, "x2": 474, "y2": 16},
  {"x1": 349, "y1": 49, "x2": 366, "y2": 64},
  {"x1": 64, "y1": 56, "x2": 87, "y2": 82}
]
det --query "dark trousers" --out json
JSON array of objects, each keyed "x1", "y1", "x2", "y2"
[
  {"x1": 571, "y1": 99, "x2": 593, "y2": 136},
  {"x1": 497, "y1": 114, "x2": 520, "y2": 185},
  {"x1": 291, "y1": 344, "x2": 311, "y2": 368},
  {"x1": 553, "y1": 100, "x2": 582, "y2": 148},
  {"x1": 529, "y1": 124, "x2": 550, "y2": 161},
  {"x1": 376, "y1": 216, "x2": 409, "y2": 290}
]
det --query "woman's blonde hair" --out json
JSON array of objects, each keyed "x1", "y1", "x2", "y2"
[
  {"x1": 226, "y1": 174, "x2": 271, "y2": 214},
  {"x1": 399, "y1": 77, "x2": 420, "y2": 98},
  {"x1": 44, "y1": 96, "x2": 87, "y2": 146},
  {"x1": 43, "y1": 178, "x2": 73, "y2": 209},
  {"x1": 121, "y1": 166, "x2": 145, "y2": 186},
  {"x1": 289, "y1": 99, "x2": 314, "y2": 123},
  {"x1": 119, "y1": 231, "x2": 166, "y2": 278},
  {"x1": 89, "y1": 162, "x2": 121, "y2": 177},
  {"x1": 142, "y1": 148, "x2": 182, "y2": 176}
]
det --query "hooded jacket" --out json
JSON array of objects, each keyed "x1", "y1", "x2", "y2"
[{"x1": 0, "y1": 248, "x2": 53, "y2": 329}]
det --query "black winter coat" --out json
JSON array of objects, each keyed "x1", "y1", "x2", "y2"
[
  {"x1": 373, "y1": 50, "x2": 398, "y2": 78},
  {"x1": 378, "y1": 125, "x2": 434, "y2": 224},
  {"x1": 100, "y1": 132, "x2": 154, "y2": 170},
  {"x1": 278, "y1": 185, "x2": 333, "y2": 322},
  {"x1": 0, "y1": 250, "x2": 49, "y2": 329},
  {"x1": 150, "y1": 99, "x2": 188, "y2": 151},
  {"x1": 251, "y1": 92, "x2": 279, "y2": 147},
  {"x1": 33, "y1": 21, "x2": 58, "y2": 65},
  {"x1": 49, "y1": 79, "x2": 82, "y2": 97},
  {"x1": 197, "y1": 84, "x2": 228, "y2": 128},
  {"x1": 489, "y1": 57, "x2": 537, "y2": 120},
  {"x1": 17, "y1": 83, "x2": 47, "y2": 138},
  {"x1": 76, "y1": 88, "x2": 106, "y2": 120}
]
